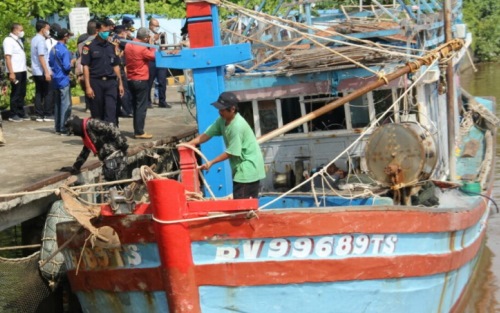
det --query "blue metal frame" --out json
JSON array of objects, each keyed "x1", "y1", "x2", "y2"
[{"x1": 155, "y1": 5, "x2": 252, "y2": 197}]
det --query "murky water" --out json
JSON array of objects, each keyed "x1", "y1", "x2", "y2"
[{"x1": 461, "y1": 61, "x2": 500, "y2": 312}]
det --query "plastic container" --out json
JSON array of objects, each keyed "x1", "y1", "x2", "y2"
[{"x1": 460, "y1": 181, "x2": 482, "y2": 194}]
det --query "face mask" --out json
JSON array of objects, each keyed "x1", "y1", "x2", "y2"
[
  {"x1": 154, "y1": 27, "x2": 160, "y2": 33},
  {"x1": 18, "y1": 31, "x2": 25, "y2": 38},
  {"x1": 99, "y1": 31, "x2": 110, "y2": 40},
  {"x1": 44, "y1": 30, "x2": 50, "y2": 37}
]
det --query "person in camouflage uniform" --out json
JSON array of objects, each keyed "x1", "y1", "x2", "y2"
[{"x1": 60, "y1": 115, "x2": 128, "y2": 181}]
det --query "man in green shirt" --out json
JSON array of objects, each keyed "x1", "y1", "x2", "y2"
[{"x1": 187, "y1": 92, "x2": 265, "y2": 199}]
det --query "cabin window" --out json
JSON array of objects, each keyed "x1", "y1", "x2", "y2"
[
  {"x1": 280, "y1": 97, "x2": 304, "y2": 134},
  {"x1": 348, "y1": 94, "x2": 370, "y2": 128},
  {"x1": 238, "y1": 101, "x2": 255, "y2": 130},
  {"x1": 304, "y1": 95, "x2": 346, "y2": 131},
  {"x1": 258, "y1": 100, "x2": 279, "y2": 135},
  {"x1": 373, "y1": 89, "x2": 395, "y2": 124}
]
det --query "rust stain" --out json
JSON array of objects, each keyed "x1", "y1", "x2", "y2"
[{"x1": 450, "y1": 231, "x2": 457, "y2": 252}]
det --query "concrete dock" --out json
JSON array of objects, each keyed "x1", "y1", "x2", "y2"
[{"x1": 0, "y1": 100, "x2": 197, "y2": 195}]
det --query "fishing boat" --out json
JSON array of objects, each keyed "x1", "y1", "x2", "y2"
[{"x1": 53, "y1": 0, "x2": 498, "y2": 312}]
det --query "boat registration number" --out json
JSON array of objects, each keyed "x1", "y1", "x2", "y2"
[
  {"x1": 64, "y1": 245, "x2": 142, "y2": 270},
  {"x1": 215, "y1": 234, "x2": 398, "y2": 260}
]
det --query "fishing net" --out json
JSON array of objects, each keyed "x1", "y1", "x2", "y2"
[{"x1": 0, "y1": 251, "x2": 52, "y2": 313}]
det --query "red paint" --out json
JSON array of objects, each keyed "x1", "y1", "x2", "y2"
[
  {"x1": 67, "y1": 267, "x2": 163, "y2": 292},
  {"x1": 186, "y1": 1, "x2": 214, "y2": 48},
  {"x1": 187, "y1": 198, "x2": 258, "y2": 213},
  {"x1": 187, "y1": 201, "x2": 487, "y2": 241},
  {"x1": 56, "y1": 215, "x2": 155, "y2": 248},
  {"x1": 186, "y1": 2, "x2": 211, "y2": 17},
  {"x1": 178, "y1": 146, "x2": 200, "y2": 193},
  {"x1": 59, "y1": 200, "x2": 487, "y2": 248},
  {"x1": 147, "y1": 178, "x2": 201, "y2": 312},
  {"x1": 188, "y1": 22, "x2": 215, "y2": 48}
]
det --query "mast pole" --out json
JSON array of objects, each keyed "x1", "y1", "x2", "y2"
[{"x1": 444, "y1": 0, "x2": 456, "y2": 181}]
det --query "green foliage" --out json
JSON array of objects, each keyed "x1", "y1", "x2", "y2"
[{"x1": 463, "y1": 0, "x2": 500, "y2": 61}]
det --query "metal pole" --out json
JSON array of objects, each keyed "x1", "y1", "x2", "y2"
[
  {"x1": 139, "y1": 0, "x2": 146, "y2": 27},
  {"x1": 444, "y1": 0, "x2": 456, "y2": 181}
]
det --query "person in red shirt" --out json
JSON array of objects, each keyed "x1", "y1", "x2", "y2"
[{"x1": 124, "y1": 27, "x2": 155, "y2": 139}]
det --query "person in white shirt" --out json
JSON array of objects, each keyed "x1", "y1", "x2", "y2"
[{"x1": 2, "y1": 23, "x2": 28, "y2": 122}]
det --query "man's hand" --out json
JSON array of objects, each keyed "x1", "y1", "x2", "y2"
[
  {"x1": 60, "y1": 166, "x2": 80, "y2": 175},
  {"x1": 86, "y1": 86, "x2": 95, "y2": 99},
  {"x1": 45, "y1": 73, "x2": 52, "y2": 82},
  {"x1": 199, "y1": 160, "x2": 212, "y2": 171},
  {"x1": 8, "y1": 73, "x2": 15, "y2": 83},
  {"x1": 118, "y1": 84, "x2": 124, "y2": 98}
]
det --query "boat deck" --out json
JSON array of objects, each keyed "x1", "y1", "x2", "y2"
[{"x1": 0, "y1": 100, "x2": 197, "y2": 196}]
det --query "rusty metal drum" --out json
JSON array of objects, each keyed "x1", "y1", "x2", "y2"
[{"x1": 364, "y1": 122, "x2": 438, "y2": 186}]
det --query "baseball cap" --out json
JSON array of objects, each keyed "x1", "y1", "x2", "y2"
[
  {"x1": 212, "y1": 92, "x2": 239, "y2": 110},
  {"x1": 50, "y1": 23, "x2": 62, "y2": 37},
  {"x1": 54, "y1": 28, "x2": 74, "y2": 40},
  {"x1": 122, "y1": 16, "x2": 134, "y2": 25}
]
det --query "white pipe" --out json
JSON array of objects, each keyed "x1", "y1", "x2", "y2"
[{"x1": 140, "y1": 0, "x2": 146, "y2": 27}]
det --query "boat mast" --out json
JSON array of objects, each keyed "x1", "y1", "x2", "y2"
[
  {"x1": 444, "y1": 0, "x2": 456, "y2": 181},
  {"x1": 257, "y1": 40, "x2": 464, "y2": 144}
]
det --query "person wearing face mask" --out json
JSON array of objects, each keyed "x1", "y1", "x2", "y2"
[
  {"x1": 31, "y1": 20, "x2": 54, "y2": 122},
  {"x1": 81, "y1": 19, "x2": 124, "y2": 125},
  {"x1": 147, "y1": 18, "x2": 170, "y2": 109},
  {"x1": 2, "y1": 23, "x2": 28, "y2": 122},
  {"x1": 49, "y1": 28, "x2": 74, "y2": 135}
]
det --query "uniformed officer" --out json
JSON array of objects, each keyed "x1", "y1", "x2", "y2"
[{"x1": 81, "y1": 19, "x2": 124, "y2": 124}]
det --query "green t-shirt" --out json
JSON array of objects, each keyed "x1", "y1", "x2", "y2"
[{"x1": 205, "y1": 113, "x2": 266, "y2": 183}]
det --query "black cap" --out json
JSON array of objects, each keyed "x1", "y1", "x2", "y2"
[
  {"x1": 122, "y1": 16, "x2": 134, "y2": 25},
  {"x1": 50, "y1": 23, "x2": 62, "y2": 37},
  {"x1": 55, "y1": 28, "x2": 74, "y2": 40},
  {"x1": 212, "y1": 92, "x2": 239, "y2": 110}
]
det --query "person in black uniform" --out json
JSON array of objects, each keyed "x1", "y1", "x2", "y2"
[
  {"x1": 81, "y1": 19, "x2": 124, "y2": 124},
  {"x1": 113, "y1": 25, "x2": 132, "y2": 119},
  {"x1": 60, "y1": 115, "x2": 129, "y2": 181}
]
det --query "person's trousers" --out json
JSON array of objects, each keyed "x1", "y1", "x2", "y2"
[
  {"x1": 128, "y1": 80, "x2": 149, "y2": 135},
  {"x1": 118, "y1": 70, "x2": 132, "y2": 116},
  {"x1": 233, "y1": 181, "x2": 260, "y2": 199},
  {"x1": 148, "y1": 62, "x2": 168, "y2": 106},
  {"x1": 33, "y1": 75, "x2": 54, "y2": 117},
  {"x1": 9, "y1": 71, "x2": 27, "y2": 118},
  {"x1": 54, "y1": 85, "x2": 72, "y2": 133},
  {"x1": 89, "y1": 78, "x2": 118, "y2": 124}
]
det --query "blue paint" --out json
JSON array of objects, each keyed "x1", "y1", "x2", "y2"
[
  {"x1": 258, "y1": 195, "x2": 393, "y2": 209},
  {"x1": 76, "y1": 290, "x2": 169, "y2": 313},
  {"x1": 197, "y1": 257, "x2": 480, "y2": 313}
]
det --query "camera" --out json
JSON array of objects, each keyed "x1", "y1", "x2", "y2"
[{"x1": 159, "y1": 32, "x2": 167, "y2": 45}]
